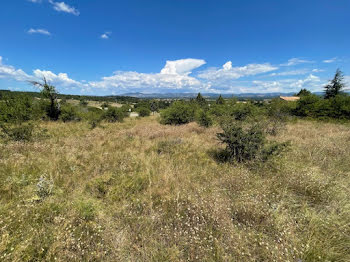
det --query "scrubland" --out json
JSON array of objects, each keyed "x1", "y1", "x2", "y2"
[{"x1": 0, "y1": 116, "x2": 349, "y2": 261}]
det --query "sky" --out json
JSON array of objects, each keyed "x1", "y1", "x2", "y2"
[{"x1": 0, "y1": 0, "x2": 349, "y2": 95}]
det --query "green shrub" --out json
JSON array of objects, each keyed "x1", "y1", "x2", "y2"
[
  {"x1": 230, "y1": 103, "x2": 256, "y2": 121},
  {"x1": 160, "y1": 101, "x2": 196, "y2": 125},
  {"x1": 0, "y1": 123, "x2": 35, "y2": 142},
  {"x1": 216, "y1": 121, "x2": 286, "y2": 163},
  {"x1": 104, "y1": 107, "x2": 126, "y2": 122},
  {"x1": 60, "y1": 105, "x2": 81, "y2": 122},
  {"x1": 137, "y1": 107, "x2": 151, "y2": 117},
  {"x1": 196, "y1": 110, "x2": 213, "y2": 127}
]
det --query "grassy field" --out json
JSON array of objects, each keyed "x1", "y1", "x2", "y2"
[{"x1": 0, "y1": 117, "x2": 349, "y2": 261}]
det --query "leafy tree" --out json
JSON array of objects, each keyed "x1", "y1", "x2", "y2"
[
  {"x1": 216, "y1": 95, "x2": 225, "y2": 105},
  {"x1": 296, "y1": 89, "x2": 312, "y2": 97},
  {"x1": 30, "y1": 78, "x2": 61, "y2": 120},
  {"x1": 324, "y1": 69, "x2": 345, "y2": 99}
]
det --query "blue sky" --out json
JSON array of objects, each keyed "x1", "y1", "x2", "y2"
[{"x1": 0, "y1": 0, "x2": 349, "y2": 95}]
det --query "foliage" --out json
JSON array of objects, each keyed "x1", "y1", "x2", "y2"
[
  {"x1": 150, "y1": 100, "x2": 159, "y2": 113},
  {"x1": 136, "y1": 107, "x2": 151, "y2": 117},
  {"x1": 103, "y1": 106, "x2": 126, "y2": 122},
  {"x1": 60, "y1": 104, "x2": 81, "y2": 122},
  {"x1": 216, "y1": 121, "x2": 286, "y2": 162},
  {"x1": 79, "y1": 100, "x2": 88, "y2": 107},
  {"x1": 160, "y1": 101, "x2": 196, "y2": 125},
  {"x1": 0, "y1": 122, "x2": 35, "y2": 142},
  {"x1": 30, "y1": 78, "x2": 61, "y2": 120},
  {"x1": 296, "y1": 88, "x2": 312, "y2": 97},
  {"x1": 195, "y1": 93, "x2": 208, "y2": 108},
  {"x1": 216, "y1": 95, "x2": 225, "y2": 105},
  {"x1": 196, "y1": 110, "x2": 213, "y2": 127},
  {"x1": 230, "y1": 102, "x2": 257, "y2": 121},
  {"x1": 324, "y1": 69, "x2": 345, "y2": 99}
]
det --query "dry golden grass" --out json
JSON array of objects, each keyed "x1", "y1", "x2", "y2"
[{"x1": 0, "y1": 117, "x2": 349, "y2": 261}]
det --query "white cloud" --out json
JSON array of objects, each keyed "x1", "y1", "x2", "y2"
[
  {"x1": 252, "y1": 74, "x2": 323, "y2": 93},
  {"x1": 101, "y1": 32, "x2": 112, "y2": 39},
  {"x1": 198, "y1": 61, "x2": 278, "y2": 80},
  {"x1": 323, "y1": 57, "x2": 338, "y2": 63},
  {"x1": 49, "y1": 1, "x2": 80, "y2": 16},
  {"x1": 0, "y1": 56, "x2": 333, "y2": 94},
  {"x1": 160, "y1": 59, "x2": 206, "y2": 75},
  {"x1": 28, "y1": 28, "x2": 51, "y2": 36},
  {"x1": 89, "y1": 59, "x2": 207, "y2": 93},
  {"x1": 312, "y1": 69, "x2": 325, "y2": 73},
  {"x1": 281, "y1": 58, "x2": 313, "y2": 66},
  {"x1": 270, "y1": 69, "x2": 308, "y2": 76},
  {"x1": 33, "y1": 70, "x2": 82, "y2": 87},
  {"x1": 28, "y1": 0, "x2": 42, "y2": 3},
  {"x1": 0, "y1": 56, "x2": 32, "y2": 82}
]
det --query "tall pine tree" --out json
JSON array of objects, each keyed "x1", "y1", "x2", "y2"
[
  {"x1": 216, "y1": 95, "x2": 225, "y2": 105},
  {"x1": 324, "y1": 69, "x2": 345, "y2": 99},
  {"x1": 196, "y1": 93, "x2": 207, "y2": 107}
]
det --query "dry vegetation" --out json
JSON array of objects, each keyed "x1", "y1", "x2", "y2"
[{"x1": 0, "y1": 117, "x2": 349, "y2": 261}]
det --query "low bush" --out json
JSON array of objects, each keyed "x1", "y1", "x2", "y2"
[
  {"x1": 104, "y1": 107, "x2": 126, "y2": 122},
  {"x1": 196, "y1": 110, "x2": 213, "y2": 127},
  {"x1": 216, "y1": 121, "x2": 286, "y2": 163},
  {"x1": 0, "y1": 123, "x2": 35, "y2": 142},
  {"x1": 137, "y1": 107, "x2": 151, "y2": 117},
  {"x1": 60, "y1": 104, "x2": 81, "y2": 122},
  {"x1": 160, "y1": 101, "x2": 196, "y2": 125}
]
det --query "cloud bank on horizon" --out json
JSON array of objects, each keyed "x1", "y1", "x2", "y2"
[{"x1": 1, "y1": 55, "x2": 347, "y2": 95}]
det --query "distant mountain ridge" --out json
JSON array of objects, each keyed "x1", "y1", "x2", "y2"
[{"x1": 122, "y1": 92, "x2": 325, "y2": 99}]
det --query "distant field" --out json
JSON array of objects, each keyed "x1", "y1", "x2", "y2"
[
  {"x1": 0, "y1": 117, "x2": 349, "y2": 261},
  {"x1": 58, "y1": 99, "x2": 124, "y2": 109}
]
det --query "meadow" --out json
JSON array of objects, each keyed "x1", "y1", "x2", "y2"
[{"x1": 1, "y1": 116, "x2": 349, "y2": 261}]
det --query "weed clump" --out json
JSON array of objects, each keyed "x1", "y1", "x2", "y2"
[{"x1": 36, "y1": 176, "x2": 53, "y2": 200}]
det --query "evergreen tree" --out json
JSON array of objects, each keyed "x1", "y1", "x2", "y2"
[
  {"x1": 216, "y1": 95, "x2": 225, "y2": 105},
  {"x1": 195, "y1": 93, "x2": 207, "y2": 108},
  {"x1": 296, "y1": 89, "x2": 312, "y2": 97},
  {"x1": 324, "y1": 69, "x2": 345, "y2": 99},
  {"x1": 150, "y1": 100, "x2": 159, "y2": 114}
]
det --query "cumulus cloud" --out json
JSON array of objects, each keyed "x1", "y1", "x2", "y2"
[
  {"x1": 28, "y1": 28, "x2": 51, "y2": 36},
  {"x1": 0, "y1": 56, "x2": 32, "y2": 81},
  {"x1": 252, "y1": 74, "x2": 322, "y2": 93},
  {"x1": 160, "y1": 59, "x2": 206, "y2": 75},
  {"x1": 198, "y1": 61, "x2": 278, "y2": 80},
  {"x1": 89, "y1": 59, "x2": 207, "y2": 93},
  {"x1": 281, "y1": 58, "x2": 313, "y2": 66},
  {"x1": 33, "y1": 70, "x2": 82, "y2": 87},
  {"x1": 323, "y1": 57, "x2": 338, "y2": 63},
  {"x1": 0, "y1": 56, "x2": 332, "y2": 94},
  {"x1": 49, "y1": 1, "x2": 80, "y2": 16},
  {"x1": 101, "y1": 32, "x2": 112, "y2": 39}
]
